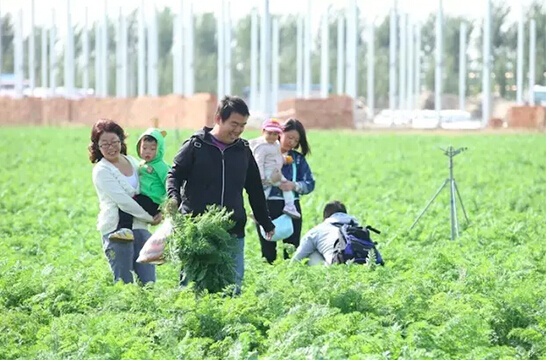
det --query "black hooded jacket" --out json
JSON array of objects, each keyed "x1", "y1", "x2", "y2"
[{"x1": 166, "y1": 127, "x2": 274, "y2": 238}]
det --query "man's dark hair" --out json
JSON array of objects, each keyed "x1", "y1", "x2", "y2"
[
  {"x1": 323, "y1": 201, "x2": 347, "y2": 219},
  {"x1": 216, "y1": 95, "x2": 250, "y2": 122}
]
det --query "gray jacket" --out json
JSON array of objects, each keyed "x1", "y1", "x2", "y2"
[{"x1": 292, "y1": 212, "x2": 359, "y2": 265}]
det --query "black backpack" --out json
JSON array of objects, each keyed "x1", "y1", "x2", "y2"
[{"x1": 331, "y1": 222, "x2": 385, "y2": 266}]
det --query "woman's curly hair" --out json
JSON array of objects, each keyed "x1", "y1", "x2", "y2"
[{"x1": 88, "y1": 119, "x2": 128, "y2": 163}]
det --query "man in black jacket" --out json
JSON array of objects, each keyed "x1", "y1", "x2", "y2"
[{"x1": 166, "y1": 95, "x2": 275, "y2": 292}]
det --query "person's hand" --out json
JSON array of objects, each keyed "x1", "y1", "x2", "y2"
[
  {"x1": 151, "y1": 212, "x2": 163, "y2": 225},
  {"x1": 270, "y1": 169, "x2": 283, "y2": 183},
  {"x1": 165, "y1": 198, "x2": 179, "y2": 216},
  {"x1": 264, "y1": 229, "x2": 275, "y2": 241},
  {"x1": 278, "y1": 180, "x2": 295, "y2": 192}
]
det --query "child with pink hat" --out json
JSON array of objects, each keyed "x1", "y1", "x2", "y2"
[{"x1": 249, "y1": 118, "x2": 301, "y2": 219}]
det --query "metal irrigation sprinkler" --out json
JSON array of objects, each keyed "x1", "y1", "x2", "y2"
[{"x1": 409, "y1": 146, "x2": 470, "y2": 240}]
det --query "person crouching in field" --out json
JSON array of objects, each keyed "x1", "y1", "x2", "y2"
[
  {"x1": 89, "y1": 120, "x2": 162, "y2": 284},
  {"x1": 108, "y1": 128, "x2": 170, "y2": 243},
  {"x1": 291, "y1": 201, "x2": 357, "y2": 266}
]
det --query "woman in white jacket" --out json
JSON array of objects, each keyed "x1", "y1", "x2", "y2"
[{"x1": 89, "y1": 119, "x2": 162, "y2": 284}]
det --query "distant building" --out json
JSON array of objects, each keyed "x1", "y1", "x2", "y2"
[
  {"x1": 0, "y1": 73, "x2": 94, "y2": 99},
  {"x1": 533, "y1": 85, "x2": 546, "y2": 105},
  {"x1": 0, "y1": 73, "x2": 29, "y2": 97},
  {"x1": 242, "y1": 83, "x2": 333, "y2": 102}
]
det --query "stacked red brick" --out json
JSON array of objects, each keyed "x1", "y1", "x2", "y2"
[
  {"x1": 506, "y1": 106, "x2": 546, "y2": 129},
  {"x1": 0, "y1": 93, "x2": 218, "y2": 129}
]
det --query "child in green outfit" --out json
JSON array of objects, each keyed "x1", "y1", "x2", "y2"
[{"x1": 108, "y1": 128, "x2": 170, "y2": 242}]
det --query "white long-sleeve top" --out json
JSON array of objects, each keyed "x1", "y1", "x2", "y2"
[
  {"x1": 92, "y1": 155, "x2": 154, "y2": 235},
  {"x1": 249, "y1": 137, "x2": 284, "y2": 180},
  {"x1": 292, "y1": 213, "x2": 359, "y2": 265}
]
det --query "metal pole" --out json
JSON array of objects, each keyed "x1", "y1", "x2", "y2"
[
  {"x1": 101, "y1": 0, "x2": 108, "y2": 96},
  {"x1": 346, "y1": 0, "x2": 357, "y2": 98},
  {"x1": 250, "y1": 7, "x2": 258, "y2": 108},
  {"x1": 407, "y1": 18, "x2": 414, "y2": 110},
  {"x1": 41, "y1": 25, "x2": 47, "y2": 88},
  {"x1": 0, "y1": 3, "x2": 2, "y2": 89},
  {"x1": 320, "y1": 8, "x2": 329, "y2": 98},
  {"x1": 148, "y1": 3, "x2": 159, "y2": 96},
  {"x1": 459, "y1": 22, "x2": 466, "y2": 111},
  {"x1": 449, "y1": 147, "x2": 456, "y2": 240},
  {"x1": 116, "y1": 8, "x2": 122, "y2": 97},
  {"x1": 454, "y1": 181, "x2": 470, "y2": 224},
  {"x1": 271, "y1": 17, "x2": 279, "y2": 114},
  {"x1": 50, "y1": 10, "x2": 57, "y2": 94},
  {"x1": 414, "y1": 22, "x2": 421, "y2": 108},
  {"x1": 516, "y1": 2, "x2": 524, "y2": 103},
  {"x1": 482, "y1": 0, "x2": 492, "y2": 127},
  {"x1": 138, "y1": 0, "x2": 146, "y2": 96},
  {"x1": 65, "y1": 0, "x2": 75, "y2": 97},
  {"x1": 336, "y1": 15, "x2": 344, "y2": 95},
  {"x1": 173, "y1": 1, "x2": 183, "y2": 95},
  {"x1": 217, "y1": 0, "x2": 225, "y2": 100},
  {"x1": 121, "y1": 9, "x2": 128, "y2": 97},
  {"x1": 295, "y1": 15, "x2": 304, "y2": 99},
  {"x1": 224, "y1": 0, "x2": 232, "y2": 95},
  {"x1": 260, "y1": 0, "x2": 271, "y2": 114},
  {"x1": 409, "y1": 179, "x2": 448, "y2": 231},
  {"x1": 528, "y1": 19, "x2": 536, "y2": 106},
  {"x1": 389, "y1": 2, "x2": 397, "y2": 110},
  {"x1": 14, "y1": 8, "x2": 24, "y2": 98},
  {"x1": 94, "y1": 19, "x2": 101, "y2": 96},
  {"x1": 82, "y1": 7, "x2": 89, "y2": 91},
  {"x1": 449, "y1": 151, "x2": 458, "y2": 240},
  {"x1": 435, "y1": 0, "x2": 443, "y2": 123},
  {"x1": 184, "y1": 1, "x2": 194, "y2": 96},
  {"x1": 303, "y1": 0, "x2": 311, "y2": 98},
  {"x1": 399, "y1": 12, "x2": 406, "y2": 110},
  {"x1": 29, "y1": 0, "x2": 35, "y2": 93},
  {"x1": 367, "y1": 19, "x2": 374, "y2": 115}
]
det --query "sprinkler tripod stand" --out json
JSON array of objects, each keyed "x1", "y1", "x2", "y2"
[{"x1": 409, "y1": 146, "x2": 470, "y2": 240}]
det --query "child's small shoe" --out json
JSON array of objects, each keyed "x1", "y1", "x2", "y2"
[
  {"x1": 108, "y1": 228, "x2": 134, "y2": 242},
  {"x1": 282, "y1": 204, "x2": 301, "y2": 219}
]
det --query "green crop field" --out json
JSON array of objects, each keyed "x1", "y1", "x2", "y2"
[{"x1": 0, "y1": 126, "x2": 545, "y2": 359}]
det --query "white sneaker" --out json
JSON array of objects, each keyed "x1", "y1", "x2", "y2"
[
  {"x1": 283, "y1": 204, "x2": 301, "y2": 219},
  {"x1": 108, "y1": 228, "x2": 134, "y2": 242}
]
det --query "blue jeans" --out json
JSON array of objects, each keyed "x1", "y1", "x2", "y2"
[
  {"x1": 180, "y1": 237, "x2": 244, "y2": 292},
  {"x1": 102, "y1": 229, "x2": 156, "y2": 284},
  {"x1": 234, "y1": 237, "x2": 245, "y2": 288}
]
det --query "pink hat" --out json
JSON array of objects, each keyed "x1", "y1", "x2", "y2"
[{"x1": 262, "y1": 118, "x2": 283, "y2": 133}]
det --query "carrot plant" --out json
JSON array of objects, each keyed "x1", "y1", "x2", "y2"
[{"x1": 0, "y1": 126, "x2": 545, "y2": 359}]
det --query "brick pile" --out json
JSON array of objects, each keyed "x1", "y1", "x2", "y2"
[
  {"x1": 0, "y1": 93, "x2": 218, "y2": 129},
  {"x1": 277, "y1": 95, "x2": 354, "y2": 128},
  {"x1": 505, "y1": 106, "x2": 546, "y2": 129}
]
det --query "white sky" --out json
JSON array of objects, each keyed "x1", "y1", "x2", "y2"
[{"x1": 0, "y1": 0, "x2": 534, "y2": 37}]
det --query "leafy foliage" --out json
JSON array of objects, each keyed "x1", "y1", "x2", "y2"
[
  {"x1": 167, "y1": 206, "x2": 238, "y2": 294},
  {"x1": 0, "y1": 127, "x2": 545, "y2": 359}
]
